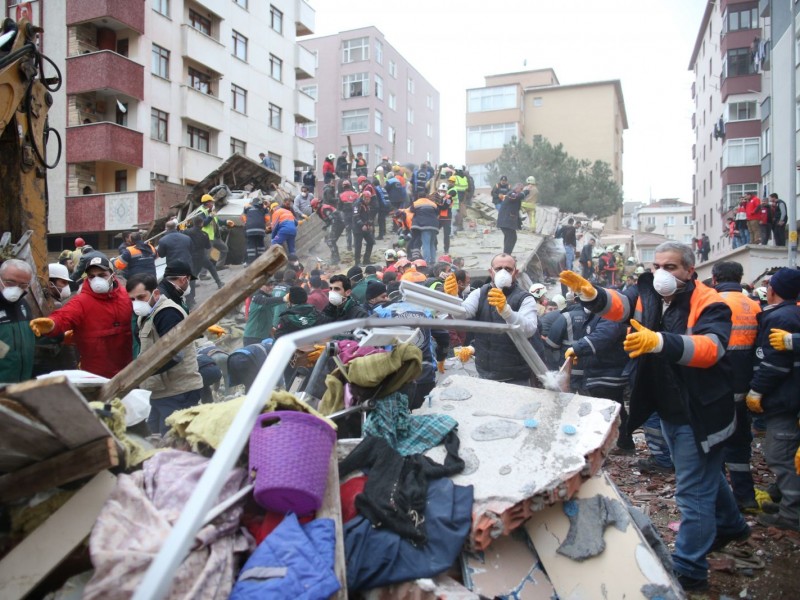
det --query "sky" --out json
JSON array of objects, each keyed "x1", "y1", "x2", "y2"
[{"x1": 310, "y1": 0, "x2": 705, "y2": 205}]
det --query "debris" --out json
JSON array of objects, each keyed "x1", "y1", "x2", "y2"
[{"x1": 556, "y1": 495, "x2": 629, "y2": 561}]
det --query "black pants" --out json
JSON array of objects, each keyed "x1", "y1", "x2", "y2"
[
  {"x1": 501, "y1": 227, "x2": 517, "y2": 254},
  {"x1": 587, "y1": 386, "x2": 632, "y2": 447},
  {"x1": 759, "y1": 223, "x2": 771, "y2": 245},
  {"x1": 212, "y1": 238, "x2": 228, "y2": 267},
  {"x1": 341, "y1": 212, "x2": 353, "y2": 250},
  {"x1": 377, "y1": 205, "x2": 389, "y2": 238},
  {"x1": 353, "y1": 227, "x2": 375, "y2": 265},
  {"x1": 245, "y1": 233, "x2": 266, "y2": 265},
  {"x1": 439, "y1": 221, "x2": 451, "y2": 253},
  {"x1": 773, "y1": 223, "x2": 786, "y2": 246},
  {"x1": 195, "y1": 253, "x2": 223, "y2": 287},
  {"x1": 326, "y1": 219, "x2": 345, "y2": 262}
]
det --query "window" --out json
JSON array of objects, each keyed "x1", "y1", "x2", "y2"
[
  {"x1": 426, "y1": 122, "x2": 432, "y2": 137},
  {"x1": 388, "y1": 93, "x2": 396, "y2": 110},
  {"x1": 724, "y1": 48, "x2": 754, "y2": 78},
  {"x1": 268, "y1": 103, "x2": 282, "y2": 130},
  {"x1": 374, "y1": 74, "x2": 383, "y2": 100},
  {"x1": 646, "y1": 216, "x2": 656, "y2": 225},
  {"x1": 666, "y1": 216, "x2": 675, "y2": 226},
  {"x1": 762, "y1": 127, "x2": 770, "y2": 157},
  {"x1": 151, "y1": 109, "x2": 168, "y2": 141},
  {"x1": 641, "y1": 249, "x2": 655, "y2": 263},
  {"x1": 296, "y1": 122, "x2": 317, "y2": 139},
  {"x1": 115, "y1": 170, "x2": 127, "y2": 193},
  {"x1": 234, "y1": 0, "x2": 247, "y2": 7},
  {"x1": 533, "y1": 97, "x2": 543, "y2": 107},
  {"x1": 467, "y1": 85, "x2": 517, "y2": 112},
  {"x1": 188, "y1": 67, "x2": 210, "y2": 94},
  {"x1": 151, "y1": 44, "x2": 169, "y2": 78},
  {"x1": 406, "y1": 138, "x2": 414, "y2": 154},
  {"x1": 725, "y1": 6, "x2": 758, "y2": 32},
  {"x1": 374, "y1": 110, "x2": 383, "y2": 135},
  {"x1": 426, "y1": 94, "x2": 433, "y2": 109},
  {"x1": 269, "y1": 54, "x2": 283, "y2": 81},
  {"x1": 300, "y1": 84, "x2": 317, "y2": 100},
  {"x1": 154, "y1": 0, "x2": 169, "y2": 17},
  {"x1": 231, "y1": 84, "x2": 247, "y2": 113},
  {"x1": 724, "y1": 183, "x2": 759, "y2": 209},
  {"x1": 116, "y1": 102, "x2": 127, "y2": 126},
  {"x1": 469, "y1": 163, "x2": 491, "y2": 187},
  {"x1": 341, "y1": 108, "x2": 369, "y2": 133},
  {"x1": 387, "y1": 125, "x2": 396, "y2": 143},
  {"x1": 188, "y1": 125, "x2": 209, "y2": 152},
  {"x1": 116, "y1": 38, "x2": 129, "y2": 57},
  {"x1": 722, "y1": 137, "x2": 759, "y2": 168},
  {"x1": 389, "y1": 60, "x2": 397, "y2": 78},
  {"x1": 230, "y1": 137, "x2": 246, "y2": 155},
  {"x1": 342, "y1": 72, "x2": 369, "y2": 98},
  {"x1": 341, "y1": 144, "x2": 369, "y2": 164},
  {"x1": 407, "y1": 77, "x2": 415, "y2": 94},
  {"x1": 342, "y1": 37, "x2": 369, "y2": 63},
  {"x1": 728, "y1": 101, "x2": 757, "y2": 121},
  {"x1": 466, "y1": 123, "x2": 518, "y2": 151},
  {"x1": 407, "y1": 107, "x2": 414, "y2": 124},
  {"x1": 189, "y1": 9, "x2": 210, "y2": 35},
  {"x1": 375, "y1": 145, "x2": 384, "y2": 161},
  {"x1": 375, "y1": 39, "x2": 383, "y2": 64},
  {"x1": 684, "y1": 215, "x2": 692, "y2": 225},
  {"x1": 269, "y1": 153, "x2": 281, "y2": 172},
  {"x1": 232, "y1": 30, "x2": 247, "y2": 61},
  {"x1": 270, "y1": 5, "x2": 283, "y2": 34}
]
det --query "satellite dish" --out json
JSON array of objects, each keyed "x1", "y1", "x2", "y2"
[{"x1": 116, "y1": 99, "x2": 127, "y2": 113}]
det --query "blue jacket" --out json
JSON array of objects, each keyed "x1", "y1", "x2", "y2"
[
  {"x1": 750, "y1": 300, "x2": 800, "y2": 416},
  {"x1": 570, "y1": 313, "x2": 629, "y2": 390},
  {"x1": 157, "y1": 231, "x2": 193, "y2": 267}
]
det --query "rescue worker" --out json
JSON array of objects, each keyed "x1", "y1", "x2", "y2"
[
  {"x1": 338, "y1": 180, "x2": 358, "y2": 252},
  {"x1": 362, "y1": 280, "x2": 389, "y2": 314},
  {"x1": 409, "y1": 192, "x2": 440, "y2": 265},
  {"x1": 243, "y1": 196, "x2": 269, "y2": 265},
  {"x1": 322, "y1": 273, "x2": 369, "y2": 322},
  {"x1": 0, "y1": 259, "x2": 35, "y2": 383},
  {"x1": 184, "y1": 215, "x2": 223, "y2": 290},
  {"x1": 198, "y1": 193, "x2": 235, "y2": 270},
  {"x1": 544, "y1": 292, "x2": 589, "y2": 386},
  {"x1": 243, "y1": 280, "x2": 284, "y2": 346},
  {"x1": 412, "y1": 161, "x2": 433, "y2": 200},
  {"x1": 434, "y1": 182, "x2": 453, "y2": 254},
  {"x1": 579, "y1": 237, "x2": 596, "y2": 280},
  {"x1": 352, "y1": 189, "x2": 377, "y2": 267},
  {"x1": 322, "y1": 153, "x2": 336, "y2": 184},
  {"x1": 158, "y1": 220, "x2": 195, "y2": 304},
  {"x1": 521, "y1": 176, "x2": 539, "y2": 231},
  {"x1": 354, "y1": 152, "x2": 368, "y2": 177},
  {"x1": 273, "y1": 286, "x2": 324, "y2": 339},
  {"x1": 496, "y1": 183, "x2": 527, "y2": 255},
  {"x1": 46, "y1": 262, "x2": 74, "y2": 308},
  {"x1": 311, "y1": 197, "x2": 344, "y2": 264},
  {"x1": 490, "y1": 175, "x2": 510, "y2": 210},
  {"x1": 269, "y1": 201, "x2": 298, "y2": 255},
  {"x1": 114, "y1": 232, "x2": 157, "y2": 280},
  {"x1": 335, "y1": 150, "x2": 351, "y2": 180},
  {"x1": 560, "y1": 241, "x2": 747, "y2": 592}
]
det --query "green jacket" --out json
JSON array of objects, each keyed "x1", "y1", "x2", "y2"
[
  {"x1": 244, "y1": 290, "x2": 285, "y2": 340},
  {"x1": 0, "y1": 295, "x2": 35, "y2": 383},
  {"x1": 351, "y1": 275, "x2": 379, "y2": 304}
]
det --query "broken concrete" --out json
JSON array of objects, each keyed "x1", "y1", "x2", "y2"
[{"x1": 556, "y1": 495, "x2": 629, "y2": 561}]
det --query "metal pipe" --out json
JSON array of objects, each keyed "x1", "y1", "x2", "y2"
[
  {"x1": 399, "y1": 280, "x2": 465, "y2": 307},
  {"x1": 401, "y1": 289, "x2": 468, "y2": 316}
]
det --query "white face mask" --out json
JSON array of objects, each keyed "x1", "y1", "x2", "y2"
[
  {"x1": 1, "y1": 286, "x2": 23, "y2": 303},
  {"x1": 59, "y1": 285, "x2": 72, "y2": 300},
  {"x1": 653, "y1": 268, "x2": 678, "y2": 297},
  {"x1": 132, "y1": 298, "x2": 153, "y2": 317},
  {"x1": 493, "y1": 269, "x2": 513, "y2": 290},
  {"x1": 328, "y1": 290, "x2": 344, "y2": 306},
  {"x1": 89, "y1": 276, "x2": 111, "y2": 294}
]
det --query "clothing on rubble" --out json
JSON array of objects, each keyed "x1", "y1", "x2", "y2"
[
  {"x1": 230, "y1": 514, "x2": 340, "y2": 600},
  {"x1": 338, "y1": 432, "x2": 465, "y2": 546},
  {"x1": 84, "y1": 450, "x2": 250, "y2": 600},
  {"x1": 362, "y1": 391, "x2": 457, "y2": 456},
  {"x1": 88, "y1": 398, "x2": 154, "y2": 467}
]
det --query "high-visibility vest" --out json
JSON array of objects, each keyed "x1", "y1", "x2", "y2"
[{"x1": 718, "y1": 291, "x2": 761, "y2": 350}]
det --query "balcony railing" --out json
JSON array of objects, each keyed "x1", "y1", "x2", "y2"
[
  {"x1": 66, "y1": 122, "x2": 143, "y2": 168},
  {"x1": 66, "y1": 51, "x2": 144, "y2": 100},
  {"x1": 181, "y1": 25, "x2": 226, "y2": 75},
  {"x1": 295, "y1": 91, "x2": 315, "y2": 123},
  {"x1": 66, "y1": 0, "x2": 144, "y2": 34},
  {"x1": 295, "y1": 45, "x2": 315, "y2": 80},
  {"x1": 295, "y1": 0, "x2": 315, "y2": 36}
]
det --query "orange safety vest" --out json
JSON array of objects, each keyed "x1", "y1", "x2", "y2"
[
  {"x1": 271, "y1": 207, "x2": 295, "y2": 227},
  {"x1": 114, "y1": 242, "x2": 156, "y2": 270},
  {"x1": 718, "y1": 291, "x2": 761, "y2": 350}
]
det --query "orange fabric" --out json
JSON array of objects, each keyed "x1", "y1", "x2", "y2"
[
  {"x1": 114, "y1": 243, "x2": 155, "y2": 269},
  {"x1": 683, "y1": 281, "x2": 727, "y2": 368},
  {"x1": 602, "y1": 288, "x2": 628, "y2": 321},
  {"x1": 718, "y1": 291, "x2": 761, "y2": 350},
  {"x1": 271, "y1": 207, "x2": 295, "y2": 227}
]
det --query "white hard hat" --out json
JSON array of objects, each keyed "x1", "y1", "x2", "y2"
[
  {"x1": 396, "y1": 250, "x2": 407, "y2": 259},
  {"x1": 438, "y1": 182, "x2": 448, "y2": 191},
  {"x1": 48, "y1": 263, "x2": 71, "y2": 281},
  {"x1": 526, "y1": 176, "x2": 536, "y2": 185},
  {"x1": 529, "y1": 283, "x2": 547, "y2": 299},
  {"x1": 384, "y1": 249, "x2": 397, "y2": 262},
  {"x1": 327, "y1": 153, "x2": 335, "y2": 160},
  {"x1": 552, "y1": 294, "x2": 567, "y2": 311},
  {"x1": 635, "y1": 266, "x2": 646, "y2": 275},
  {"x1": 755, "y1": 286, "x2": 768, "y2": 302}
]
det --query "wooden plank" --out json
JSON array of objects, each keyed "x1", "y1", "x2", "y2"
[
  {"x1": 0, "y1": 403, "x2": 66, "y2": 461},
  {"x1": 317, "y1": 451, "x2": 347, "y2": 599},
  {"x1": 3, "y1": 377, "x2": 112, "y2": 449},
  {"x1": 98, "y1": 245, "x2": 287, "y2": 403},
  {"x1": 0, "y1": 471, "x2": 117, "y2": 600},
  {"x1": 0, "y1": 437, "x2": 119, "y2": 504}
]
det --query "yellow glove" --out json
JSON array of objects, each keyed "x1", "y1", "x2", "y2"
[
  {"x1": 559, "y1": 270, "x2": 596, "y2": 300},
  {"x1": 565, "y1": 347, "x2": 576, "y2": 361},
  {"x1": 307, "y1": 344, "x2": 326, "y2": 364},
  {"x1": 178, "y1": 222, "x2": 187, "y2": 231},
  {"x1": 769, "y1": 328, "x2": 793, "y2": 352},
  {"x1": 623, "y1": 319, "x2": 661, "y2": 358},
  {"x1": 226, "y1": 220, "x2": 236, "y2": 228},
  {"x1": 437, "y1": 360, "x2": 445, "y2": 374},
  {"x1": 795, "y1": 445, "x2": 800, "y2": 475},
  {"x1": 30, "y1": 317, "x2": 55, "y2": 337},
  {"x1": 456, "y1": 346, "x2": 474, "y2": 362},
  {"x1": 487, "y1": 287, "x2": 507, "y2": 313},
  {"x1": 207, "y1": 324, "x2": 226, "y2": 337},
  {"x1": 745, "y1": 390, "x2": 763, "y2": 413},
  {"x1": 443, "y1": 273, "x2": 458, "y2": 296}
]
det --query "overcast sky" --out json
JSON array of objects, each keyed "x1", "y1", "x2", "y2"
[{"x1": 310, "y1": 0, "x2": 704, "y2": 204}]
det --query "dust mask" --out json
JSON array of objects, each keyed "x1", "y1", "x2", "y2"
[
  {"x1": 493, "y1": 269, "x2": 513, "y2": 290},
  {"x1": 89, "y1": 276, "x2": 111, "y2": 294},
  {"x1": 59, "y1": 286, "x2": 71, "y2": 300},
  {"x1": 328, "y1": 291, "x2": 344, "y2": 306},
  {"x1": 132, "y1": 299, "x2": 153, "y2": 317},
  {"x1": 1, "y1": 286, "x2": 23, "y2": 303},
  {"x1": 653, "y1": 269, "x2": 678, "y2": 297}
]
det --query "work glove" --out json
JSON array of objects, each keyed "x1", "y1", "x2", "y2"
[
  {"x1": 207, "y1": 324, "x2": 226, "y2": 337},
  {"x1": 745, "y1": 390, "x2": 763, "y2": 413},
  {"x1": 307, "y1": 344, "x2": 326, "y2": 364},
  {"x1": 487, "y1": 287, "x2": 507, "y2": 313},
  {"x1": 443, "y1": 273, "x2": 458, "y2": 296},
  {"x1": 178, "y1": 222, "x2": 187, "y2": 231},
  {"x1": 437, "y1": 360, "x2": 445, "y2": 374},
  {"x1": 769, "y1": 328, "x2": 793, "y2": 352},
  {"x1": 564, "y1": 347, "x2": 576, "y2": 361},
  {"x1": 226, "y1": 220, "x2": 236, "y2": 228},
  {"x1": 796, "y1": 445, "x2": 800, "y2": 475},
  {"x1": 623, "y1": 319, "x2": 662, "y2": 358},
  {"x1": 559, "y1": 270, "x2": 597, "y2": 300},
  {"x1": 30, "y1": 318, "x2": 55, "y2": 337},
  {"x1": 456, "y1": 346, "x2": 474, "y2": 363}
]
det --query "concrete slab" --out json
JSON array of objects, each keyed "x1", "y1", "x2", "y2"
[{"x1": 416, "y1": 375, "x2": 620, "y2": 550}]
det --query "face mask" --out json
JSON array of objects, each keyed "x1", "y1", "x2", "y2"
[
  {"x1": 1, "y1": 286, "x2": 23, "y2": 303},
  {"x1": 653, "y1": 268, "x2": 679, "y2": 297},
  {"x1": 493, "y1": 269, "x2": 513, "y2": 290},
  {"x1": 59, "y1": 286, "x2": 72, "y2": 300},
  {"x1": 89, "y1": 276, "x2": 111, "y2": 294},
  {"x1": 132, "y1": 300, "x2": 153, "y2": 317},
  {"x1": 328, "y1": 291, "x2": 344, "y2": 306}
]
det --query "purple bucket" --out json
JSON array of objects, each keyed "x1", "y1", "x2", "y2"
[{"x1": 249, "y1": 411, "x2": 336, "y2": 515}]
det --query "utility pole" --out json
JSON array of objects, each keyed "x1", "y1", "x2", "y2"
[{"x1": 789, "y1": 0, "x2": 798, "y2": 266}]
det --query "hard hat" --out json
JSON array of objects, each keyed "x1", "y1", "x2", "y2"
[
  {"x1": 526, "y1": 176, "x2": 536, "y2": 185},
  {"x1": 413, "y1": 259, "x2": 428, "y2": 268},
  {"x1": 48, "y1": 263, "x2": 71, "y2": 281},
  {"x1": 392, "y1": 165, "x2": 401, "y2": 172},
  {"x1": 448, "y1": 175, "x2": 456, "y2": 182},
  {"x1": 384, "y1": 249, "x2": 397, "y2": 262},
  {"x1": 565, "y1": 291, "x2": 576, "y2": 303},
  {"x1": 635, "y1": 266, "x2": 646, "y2": 275},
  {"x1": 357, "y1": 175, "x2": 367, "y2": 184},
  {"x1": 395, "y1": 257, "x2": 411, "y2": 269},
  {"x1": 342, "y1": 180, "x2": 352, "y2": 188},
  {"x1": 397, "y1": 250, "x2": 407, "y2": 258},
  {"x1": 437, "y1": 254, "x2": 452, "y2": 264},
  {"x1": 270, "y1": 202, "x2": 279, "y2": 210},
  {"x1": 74, "y1": 237, "x2": 85, "y2": 247},
  {"x1": 438, "y1": 182, "x2": 448, "y2": 191},
  {"x1": 529, "y1": 283, "x2": 547, "y2": 299},
  {"x1": 500, "y1": 175, "x2": 508, "y2": 181},
  {"x1": 552, "y1": 294, "x2": 567, "y2": 311},
  {"x1": 310, "y1": 198, "x2": 320, "y2": 210},
  {"x1": 362, "y1": 190, "x2": 372, "y2": 198},
  {"x1": 755, "y1": 286, "x2": 768, "y2": 302},
  {"x1": 201, "y1": 194, "x2": 214, "y2": 203},
  {"x1": 327, "y1": 153, "x2": 335, "y2": 160},
  {"x1": 401, "y1": 270, "x2": 426, "y2": 283},
  {"x1": 376, "y1": 166, "x2": 384, "y2": 172}
]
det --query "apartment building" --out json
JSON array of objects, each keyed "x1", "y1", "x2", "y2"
[
  {"x1": 465, "y1": 69, "x2": 627, "y2": 191},
  {"x1": 7, "y1": 0, "x2": 316, "y2": 247},
  {"x1": 299, "y1": 26, "x2": 440, "y2": 173},
  {"x1": 629, "y1": 198, "x2": 695, "y2": 245}
]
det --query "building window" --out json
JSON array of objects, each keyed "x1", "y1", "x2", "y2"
[
  {"x1": 154, "y1": 0, "x2": 169, "y2": 17},
  {"x1": 684, "y1": 215, "x2": 692, "y2": 225},
  {"x1": 467, "y1": 123, "x2": 518, "y2": 151},
  {"x1": 189, "y1": 9, "x2": 211, "y2": 35},
  {"x1": 300, "y1": 84, "x2": 318, "y2": 100},
  {"x1": 468, "y1": 85, "x2": 517, "y2": 112},
  {"x1": 374, "y1": 74, "x2": 383, "y2": 100},
  {"x1": 151, "y1": 108, "x2": 168, "y2": 141},
  {"x1": 151, "y1": 44, "x2": 169, "y2": 78},
  {"x1": 270, "y1": 5, "x2": 283, "y2": 34},
  {"x1": 188, "y1": 125, "x2": 209, "y2": 152},
  {"x1": 426, "y1": 94, "x2": 433, "y2": 109},
  {"x1": 641, "y1": 249, "x2": 655, "y2": 263},
  {"x1": 375, "y1": 145, "x2": 384, "y2": 160},
  {"x1": 342, "y1": 108, "x2": 369, "y2": 133},
  {"x1": 231, "y1": 84, "x2": 247, "y2": 113},
  {"x1": 341, "y1": 144, "x2": 369, "y2": 164},
  {"x1": 387, "y1": 125, "x2": 396, "y2": 143},
  {"x1": 388, "y1": 60, "x2": 397, "y2": 78},
  {"x1": 724, "y1": 6, "x2": 758, "y2": 32},
  {"x1": 426, "y1": 122, "x2": 432, "y2": 137},
  {"x1": 342, "y1": 72, "x2": 369, "y2": 98},
  {"x1": 233, "y1": 0, "x2": 247, "y2": 7},
  {"x1": 232, "y1": 30, "x2": 248, "y2": 61},
  {"x1": 115, "y1": 170, "x2": 127, "y2": 193},
  {"x1": 268, "y1": 103, "x2": 282, "y2": 130},
  {"x1": 407, "y1": 77, "x2": 415, "y2": 93},
  {"x1": 407, "y1": 138, "x2": 414, "y2": 154},
  {"x1": 468, "y1": 163, "x2": 491, "y2": 187},
  {"x1": 722, "y1": 137, "x2": 759, "y2": 169},
  {"x1": 375, "y1": 39, "x2": 383, "y2": 64},
  {"x1": 116, "y1": 102, "x2": 128, "y2": 126},
  {"x1": 728, "y1": 101, "x2": 757, "y2": 121},
  {"x1": 724, "y1": 48, "x2": 754, "y2": 78},
  {"x1": 665, "y1": 216, "x2": 675, "y2": 226},
  {"x1": 533, "y1": 97, "x2": 543, "y2": 107},
  {"x1": 374, "y1": 110, "x2": 383, "y2": 135},
  {"x1": 230, "y1": 137, "x2": 246, "y2": 155},
  {"x1": 296, "y1": 121, "x2": 317, "y2": 139},
  {"x1": 407, "y1": 107, "x2": 414, "y2": 124},
  {"x1": 342, "y1": 37, "x2": 369, "y2": 63},
  {"x1": 188, "y1": 67, "x2": 210, "y2": 94},
  {"x1": 269, "y1": 54, "x2": 283, "y2": 81},
  {"x1": 269, "y1": 153, "x2": 281, "y2": 172},
  {"x1": 762, "y1": 127, "x2": 770, "y2": 157},
  {"x1": 388, "y1": 93, "x2": 396, "y2": 110},
  {"x1": 724, "y1": 183, "x2": 759, "y2": 209}
]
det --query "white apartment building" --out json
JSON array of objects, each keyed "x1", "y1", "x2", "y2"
[{"x1": 630, "y1": 199, "x2": 695, "y2": 245}]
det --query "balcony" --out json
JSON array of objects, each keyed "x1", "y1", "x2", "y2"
[
  {"x1": 64, "y1": 190, "x2": 155, "y2": 233},
  {"x1": 179, "y1": 146, "x2": 222, "y2": 184},
  {"x1": 66, "y1": 51, "x2": 144, "y2": 100},
  {"x1": 181, "y1": 25, "x2": 226, "y2": 75},
  {"x1": 180, "y1": 85, "x2": 224, "y2": 131},
  {"x1": 66, "y1": 123, "x2": 143, "y2": 168},
  {"x1": 721, "y1": 73, "x2": 760, "y2": 102},
  {"x1": 295, "y1": 0, "x2": 315, "y2": 36},
  {"x1": 66, "y1": 0, "x2": 144, "y2": 34},
  {"x1": 295, "y1": 45, "x2": 315, "y2": 80},
  {"x1": 294, "y1": 136, "x2": 314, "y2": 168},
  {"x1": 295, "y1": 90, "x2": 315, "y2": 123}
]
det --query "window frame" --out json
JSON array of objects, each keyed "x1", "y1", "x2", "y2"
[
  {"x1": 725, "y1": 182, "x2": 759, "y2": 210},
  {"x1": 724, "y1": 47, "x2": 754, "y2": 78},
  {"x1": 374, "y1": 109, "x2": 383, "y2": 135},
  {"x1": 269, "y1": 54, "x2": 283, "y2": 82},
  {"x1": 115, "y1": 169, "x2": 128, "y2": 193},
  {"x1": 388, "y1": 59, "x2": 397, "y2": 78},
  {"x1": 375, "y1": 39, "x2": 383, "y2": 64},
  {"x1": 270, "y1": 5, "x2": 283, "y2": 34},
  {"x1": 233, "y1": 0, "x2": 248, "y2": 8},
  {"x1": 342, "y1": 37, "x2": 369, "y2": 63},
  {"x1": 374, "y1": 74, "x2": 384, "y2": 100},
  {"x1": 407, "y1": 77, "x2": 415, "y2": 94},
  {"x1": 187, "y1": 124, "x2": 210, "y2": 153},
  {"x1": 231, "y1": 83, "x2": 247, "y2": 114},
  {"x1": 188, "y1": 67, "x2": 211, "y2": 95},
  {"x1": 466, "y1": 122, "x2": 518, "y2": 151},
  {"x1": 407, "y1": 107, "x2": 414, "y2": 124},
  {"x1": 151, "y1": 44, "x2": 170, "y2": 79},
  {"x1": 300, "y1": 84, "x2": 318, "y2": 100},
  {"x1": 728, "y1": 101, "x2": 757, "y2": 121},
  {"x1": 342, "y1": 72, "x2": 369, "y2": 99},
  {"x1": 388, "y1": 93, "x2": 396, "y2": 111},
  {"x1": 232, "y1": 30, "x2": 248, "y2": 62},
  {"x1": 722, "y1": 137, "x2": 760, "y2": 169},
  {"x1": 268, "y1": 103, "x2": 282, "y2": 130},
  {"x1": 151, "y1": 108, "x2": 168, "y2": 142},
  {"x1": 341, "y1": 108, "x2": 369, "y2": 134},
  {"x1": 188, "y1": 9, "x2": 211, "y2": 35},
  {"x1": 467, "y1": 85, "x2": 518, "y2": 113},
  {"x1": 230, "y1": 137, "x2": 246, "y2": 156},
  {"x1": 154, "y1": 0, "x2": 169, "y2": 17}
]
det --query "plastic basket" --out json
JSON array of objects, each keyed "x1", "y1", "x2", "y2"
[{"x1": 249, "y1": 411, "x2": 336, "y2": 515}]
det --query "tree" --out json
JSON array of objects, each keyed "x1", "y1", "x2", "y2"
[{"x1": 487, "y1": 137, "x2": 623, "y2": 219}]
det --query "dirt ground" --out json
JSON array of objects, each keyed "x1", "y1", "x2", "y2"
[{"x1": 606, "y1": 435, "x2": 800, "y2": 599}]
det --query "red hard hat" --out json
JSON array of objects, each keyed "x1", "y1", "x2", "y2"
[
  {"x1": 310, "y1": 198, "x2": 320, "y2": 209},
  {"x1": 357, "y1": 175, "x2": 367, "y2": 184},
  {"x1": 362, "y1": 190, "x2": 372, "y2": 198},
  {"x1": 74, "y1": 237, "x2": 85, "y2": 247}
]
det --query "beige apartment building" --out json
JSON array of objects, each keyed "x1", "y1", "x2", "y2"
[{"x1": 465, "y1": 69, "x2": 627, "y2": 191}]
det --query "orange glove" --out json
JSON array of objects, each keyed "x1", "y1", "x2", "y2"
[
  {"x1": 456, "y1": 346, "x2": 474, "y2": 362},
  {"x1": 207, "y1": 324, "x2": 226, "y2": 337},
  {"x1": 565, "y1": 347, "x2": 576, "y2": 361},
  {"x1": 745, "y1": 390, "x2": 763, "y2": 413},
  {"x1": 307, "y1": 344, "x2": 326, "y2": 364},
  {"x1": 487, "y1": 287, "x2": 507, "y2": 313},
  {"x1": 623, "y1": 319, "x2": 662, "y2": 358},
  {"x1": 437, "y1": 360, "x2": 445, "y2": 374},
  {"x1": 769, "y1": 328, "x2": 793, "y2": 352},
  {"x1": 443, "y1": 273, "x2": 458, "y2": 296},
  {"x1": 559, "y1": 270, "x2": 596, "y2": 300},
  {"x1": 63, "y1": 330, "x2": 75, "y2": 345},
  {"x1": 30, "y1": 317, "x2": 55, "y2": 337},
  {"x1": 226, "y1": 220, "x2": 236, "y2": 228},
  {"x1": 795, "y1": 445, "x2": 800, "y2": 475}
]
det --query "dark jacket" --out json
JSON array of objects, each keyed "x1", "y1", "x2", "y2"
[
  {"x1": 184, "y1": 227, "x2": 211, "y2": 274},
  {"x1": 302, "y1": 170, "x2": 316, "y2": 190},
  {"x1": 570, "y1": 313, "x2": 629, "y2": 390},
  {"x1": 335, "y1": 155, "x2": 350, "y2": 179},
  {"x1": 385, "y1": 177, "x2": 407, "y2": 205},
  {"x1": 274, "y1": 304, "x2": 324, "y2": 339},
  {"x1": 157, "y1": 231, "x2": 193, "y2": 267},
  {"x1": 496, "y1": 189, "x2": 527, "y2": 230},
  {"x1": 579, "y1": 243, "x2": 594, "y2": 267},
  {"x1": 243, "y1": 205, "x2": 269, "y2": 236},
  {"x1": 490, "y1": 182, "x2": 510, "y2": 205},
  {"x1": 322, "y1": 296, "x2": 369, "y2": 322},
  {"x1": 409, "y1": 197, "x2": 439, "y2": 231},
  {"x1": 0, "y1": 294, "x2": 35, "y2": 383},
  {"x1": 412, "y1": 167, "x2": 433, "y2": 195},
  {"x1": 158, "y1": 278, "x2": 190, "y2": 313},
  {"x1": 715, "y1": 282, "x2": 761, "y2": 394},
  {"x1": 353, "y1": 198, "x2": 378, "y2": 229},
  {"x1": 750, "y1": 300, "x2": 800, "y2": 416},
  {"x1": 473, "y1": 283, "x2": 533, "y2": 381},
  {"x1": 544, "y1": 303, "x2": 589, "y2": 375},
  {"x1": 561, "y1": 225, "x2": 577, "y2": 247}
]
